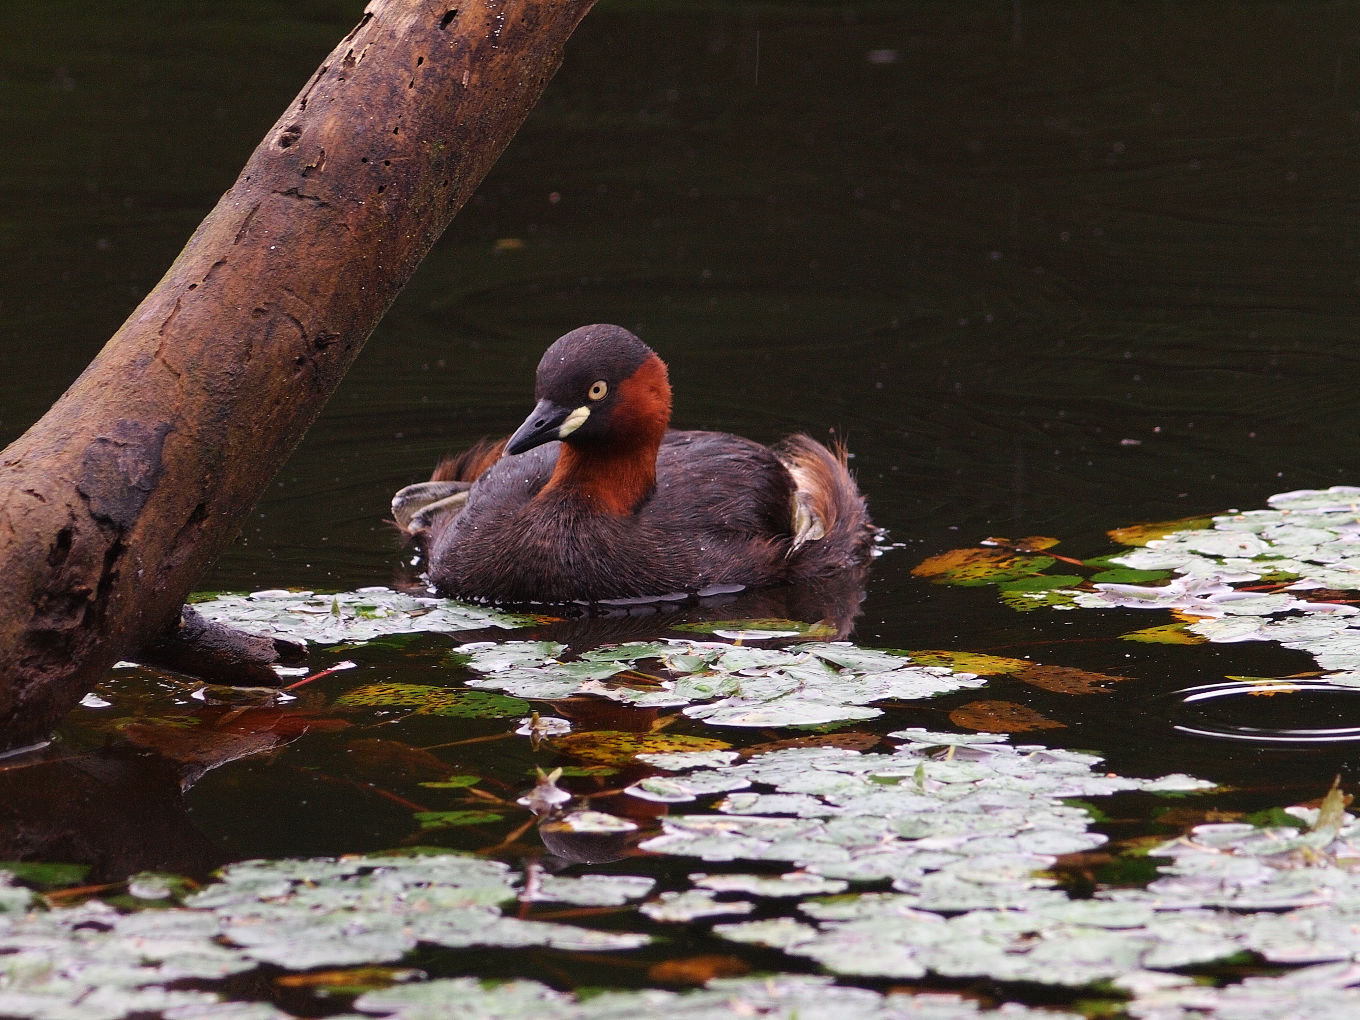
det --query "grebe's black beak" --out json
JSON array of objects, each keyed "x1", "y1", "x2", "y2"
[{"x1": 506, "y1": 398, "x2": 589, "y2": 455}]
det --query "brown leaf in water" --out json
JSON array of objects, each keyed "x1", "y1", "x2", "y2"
[
  {"x1": 742, "y1": 731, "x2": 882, "y2": 756},
  {"x1": 1014, "y1": 664, "x2": 1128, "y2": 696},
  {"x1": 276, "y1": 966, "x2": 418, "y2": 991},
  {"x1": 948, "y1": 700, "x2": 1064, "y2": 733},
  {"x1": 648, "y1": 954, "x2": 751, "y2": 986},
  {"x1": 1155, "y1": 806, "x2": 1244, "y2": 829}
]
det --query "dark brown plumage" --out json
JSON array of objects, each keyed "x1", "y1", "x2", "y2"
[{"x1": 392, "y1": 324, "x2": 874, "y2": 603}]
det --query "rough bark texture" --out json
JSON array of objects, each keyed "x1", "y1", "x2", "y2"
[{"x1": 0, "y1": 0, "x2": 595, "y2": 748}]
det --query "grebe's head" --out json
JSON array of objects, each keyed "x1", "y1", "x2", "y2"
[{"x1": 506, "y1": 325, "x2": 672, "y2": 455}]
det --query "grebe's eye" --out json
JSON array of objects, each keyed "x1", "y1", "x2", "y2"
[{"x1": 587, "y1": 380, "x2": 608, "y2": 401}]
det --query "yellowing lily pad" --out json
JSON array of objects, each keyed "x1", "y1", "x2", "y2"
[
  {"x1": 553, "y1": 730, "x2": 731, "y2": 765},
  {"x1": 997, "y1": 585, "x2": 1082, "y2": 613},
  {"x1": 905, "y1": 651, "x2": 1031, "y2": 675},
  {"x1": 912, "y1": 548, "x2": 1056, "y2": 586},
  {"x1": 1107, "y1": 516, "x2": 1215, "y2": 547},
  {"x1": 983, "y1": 535, "x2": 1063, "y2": 551},
  {"x1": 1121, "y1": 623, "x2": 1209, "y2": 645},
  {"x1": 335, "y1": 684, "x2": 530, "y2": 719}
]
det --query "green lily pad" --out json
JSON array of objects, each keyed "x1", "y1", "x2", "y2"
[
  {"x1": 335, "y1": 684, "x2": 530, "y2": 719},
  {"x1": 414, "y1": 810, "x2": 504, "y2": 829},
  {"x1": 1089, "y1": 567, "x2": 1173, "y2": 584},
  {"x1": 0, "y1": 861, "x2": 92, "y2": 890}
]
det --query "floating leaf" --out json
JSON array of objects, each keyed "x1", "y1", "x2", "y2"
[
  {"x1": 1089, "y1": 567, "x2": 1173, "y2": 584},
  {"x1": 641, "y1": 889, "x2": 755, "y2": 922},
  {"x1": 996, "y1": 574, "x2": 1085, "y2": 593},
  {"x1": 686, "y1": 698, "x2": 882, "y2": 728},
  {"x1": 1120, "y1": 622, "x2": 1209, "y2": 645},
  {"x1": 672, "y1": 618, "x2": 837, "y2": 639},
  {"x1": 553, "y1": 730, "x2": 730, "y2": 765},
  {"x1": 905, "y1": 650, "x2": 1030, "y2": 675},
  {"x1": 192, "y1": 587, "x2": 532, "y2": 644},
  {"x1": 636, "y1": 750, "x2": 742, "y2": 770},
  {"x1": 336, "y1": 684, "x2": 530, "y2": 719},
  {"x1": 0, "y1": 861, "x2": 92, "y2": 889},
  {"x1": 414, "y1": 810, "x2": 504, "y2": 829},
  {"x1": 276, "y1": 966, "x2": 419, "y2": 993},
  {"x1": 523, "y1": 874, "x2": 654, "y2": 906},
  {"x1": 647, "y1": 954, "x2": 751, "y2": 986},
  {"x1": 742, "y1": 732, "x2": 882, "y2": 755},
  {"x1": 998, "y1": 585, "x2": 1082, "y2": 612},
  {"x1": 419, "y1": 775, "x2": 482, "y2": 790},
  {"x1": 912, "y1": 548, "x2": 1056, "y2": 586},
  {"x1": 1107, "y1": 516, "x2": 1215, "y2": 546},
  {"x1": 1014, "y1": 664, "x2": 1127, "y2": 696},
  {"x1": 984, "y1": 535, "x2": 1063, "y2": 551},
  {"x1": 126, "y1": 871, "x2": 192, "y2": 901},
  {"x1": 948, "y1": 700, "x2": 1065, "y2": 733},
  {"x1": 692, "y1": 872, "x2": 849, "y2": 897}
]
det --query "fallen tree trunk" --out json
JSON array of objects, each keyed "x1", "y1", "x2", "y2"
[{"x1": 0, "y1": 0, "x2": 595, "y2": 748}]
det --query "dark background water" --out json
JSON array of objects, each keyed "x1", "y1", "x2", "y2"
[{"x1": 3, "y1": 2, "x2": 1360, "y2": 860}]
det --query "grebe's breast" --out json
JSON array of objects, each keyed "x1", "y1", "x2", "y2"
[{"x1": 428, "y1": 430, "x2": 797, "y2": 602}]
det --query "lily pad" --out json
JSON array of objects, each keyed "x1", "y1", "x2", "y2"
[
  {"x1": 911, "y1": 548, "x2": 1057, "y2": 586},
  {"x1": 671, "y1": 618, "x2": 838, "y2": 639},
  {"x1": 523, "y1": 874, "x2": 655, "y2": 907},
  {"x1": 1107, "y1": 516, "x2": 1215, "y2": 546},
  {"x1": 413, "y1": 810, "x2": 504, "y2": 829},
  {"x1": 192, "y1": 588, "x2": 532, "y2": 644},
  {"x1": 904, "y1": 650, "x2": 1031, "y2": 675},
  {"x1": 948, "y1": 700, "x2": 1065, "y2": 733},
  {"x1": 0, "y1": 861, "x2": 91, "y2": 890},
  {"x1": 1059, "y1": 487, "x2": 1360, "y2": 679},
  {"x1": 640, "y1": 889, "x2": 756, "y2": 922},
  {"x1": 1120, "y1": 621, "x2": 1209, "y2": 645},
  {"x1": 336, "y1": 684, "x2": 530, "y2": 719},
  {"x1": 552, "y1": 731, "x2": 731, "y2": 765}
]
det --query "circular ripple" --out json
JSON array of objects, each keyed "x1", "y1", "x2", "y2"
[{"x1": 1169, "y1": 680, "x2": 1360, "y2": 743}]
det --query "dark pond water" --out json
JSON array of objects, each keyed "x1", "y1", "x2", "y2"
[{"x1": 4, "y1": 0, "x2": 1360, "y2": 1012}]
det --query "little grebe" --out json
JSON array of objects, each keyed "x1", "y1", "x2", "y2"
[{"x1": 392, "y1": 324, "x2": 874, "y2": 603}]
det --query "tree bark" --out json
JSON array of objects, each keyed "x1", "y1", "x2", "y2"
[{"x1": 0, "y1": 0, "x2": 595, "y2": 749}]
